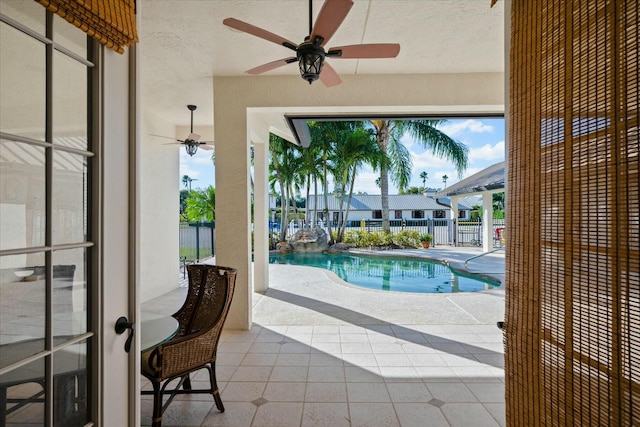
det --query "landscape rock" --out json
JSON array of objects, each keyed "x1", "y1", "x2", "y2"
[{"x1": 290, "y1": 227, "x2": 329, "y2": 253}]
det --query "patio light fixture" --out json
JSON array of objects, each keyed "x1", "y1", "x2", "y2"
[
  {"x1": 185, "y1": 142, "x2": 199, "y2": 156},
  {"x1": 297, "y1": 37, "x2": 325, "y2": 84}
]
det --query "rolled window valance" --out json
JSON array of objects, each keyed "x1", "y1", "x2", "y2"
[{"x1": 36, "y1": 0, "x2": 138, "y2": 54}]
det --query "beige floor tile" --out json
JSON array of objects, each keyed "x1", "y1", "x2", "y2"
[
  {"x1": 394, "y1": 402, "x2": 450, "y2": 427},
  {"x1": 309, "y1": 353, "x2": 344, "y2": 366},
  {"x1": 341, "y1": 352, "x2": 378, "y2": 367},
  {"x1": 201, "y1": 402, "x2": 257, "y2": 427},
  {"x1": 241, "y1": 353, "x2": 278, "y2": 366},
  {"x1": 275, "y1": 353, "x2": 310, "y2": 366},
  {"x1": 441, "y1": 402, "x2": 500, "y2": 427},
  {"x1": 484, "y1": 403, "x2": 507, "y2": 426},
  {"x1": 269, "y1": 366, "x2": 309, "y2": 382},
  {"x1": 301, "y1": 402, "x2": 350, "y2": 427},
  {"x1": 251, "y1": 402, "x2": 304, "y2": 427},
  {"x1": 304, "y1": 382, "x2": 347, "y2": 402},
  {"x1": 263, "y1": 382, "x2": 307, "y2": 402},
  {"x1": 346, "y1": 382, "x2": 391, "y2": 402},
  {"x1": 344, "y1": 366, "x2": 384, "y2": 383},
  {"x1": 230, "y1": 366, "x2": 272, "y2": 382},
  {"x1": 466, "y1": 382, "x2": 505, "y2": 403},
  {"x1": 386, "y1": 382, "x2": 433, "y2": 402},
  {"x1": 427, "y1": 383, "x2": 478, "y2": 403},
  {"x1": 375, "y1": 353, "x2": 413, "y2": 367},
  {"x1": 348, "y1": 402, "x2": 400, "y2": 427},
  {"x1": 307, "y1": 366, "x2": 345, "y2": 382},
  {"x1": 220, "y1": 381, "x2": 266, "y2": 401}
]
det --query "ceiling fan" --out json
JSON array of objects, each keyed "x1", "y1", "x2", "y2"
[
  {"x1": 150, "y1": 105, "x2": 214, "y2": 156},
  {"x1": 223, "y1": 0, "x2": 400, "y2": 87}
]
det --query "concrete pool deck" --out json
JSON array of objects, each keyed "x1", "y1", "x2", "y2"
[{"x1": 142, "y1": 246, "x2": 506, "y2": 426}]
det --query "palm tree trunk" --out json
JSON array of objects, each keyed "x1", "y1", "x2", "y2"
[
  {"x1": 305, "y1": 176, "x2": 311, "y2": 226},
  {"x1": 279, "y1": 184, "x2": 289, "y2": 242},
  {"x1": 376, "y1": 122, "x2": 391, "y2": 232},
  {"x1": 313, "y1": 177, "x2": 318, "y2": 227},
  {"x1": 322, "y1": 153, "x2": 333, "y2": 245},
  {"x1": 339, "y1": 164, "x2": 358, "y2": 241}
]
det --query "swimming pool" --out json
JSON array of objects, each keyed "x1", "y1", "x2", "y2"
[{"x1": 268, "y1": 252, "x2": 499, "y2": 294}]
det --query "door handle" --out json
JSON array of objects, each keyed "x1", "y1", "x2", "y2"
[{"x1": 115, "y1": 316, "x2": 135, "y2": 353}]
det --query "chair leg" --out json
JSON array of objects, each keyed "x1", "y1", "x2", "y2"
[
  {"x1": 151, "y1": 381, "x2": 163, "y2": 427},
  {"x1": 182, "y1": 374, "x2": 192, "y2": 391},
  {"x1": 208, "y1": 363, "x2": 224, "y2": 412}
]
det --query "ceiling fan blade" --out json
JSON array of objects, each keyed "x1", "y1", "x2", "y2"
[
  {"x1": 187, "y1": 133, "x2": 201, "y2": 142},
  {"x1": 150, "y1": 133, "x2": 178, "y2": 141},
  {"x1": 310, "y1": 0, "x2": 354, "y2": 47},
  {"x1": 198, "y1": 144, "x2": 214, "y2": 151},
  {"x1": 320, "y1": 61, "x2": 342, "y2": 87},
  {"x1": 246, "y1": 57, "x2": 297, "y2": 75},
  {"x1": 161, "y1": 142, "x2": 183, "y2": 145},
  {"x1": 328, "y1": 43, "x2": 401, "y2": 59},
  {"x1": 223, "y1": 18, "x2": 297, "y2": 51}
]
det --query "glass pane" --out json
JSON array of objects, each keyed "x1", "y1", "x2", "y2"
[
  {"x1": 0, "y1": 0, "x2": 46, "y2": 36},
  {"x1": 0, "y1": 253, "x2": 46, "y2": 368},
  {"x1": 52, "y1": 152, "x2": 88, "y2": 245},
  {"x1": 53, "y1": 51, "x2": 88, "y2": 149},
  {"x1": 0, "y1": 140, "x2": 46, "y2": 250},
  {"x1": 53, "y1": 14, "x2": 87, "y2": 58},
  {"x1": 53, "y1": 340, "x2": 89, "y2": 426},
  {"x1": 53, "y1": 248, "x2": 87, "y2": 340},
  {"x1": 0, "y1": 23, "x2": 46, "y2": 140},
  {"x1": 0, "y1": 357, "x2": 46, "y2": 425}
]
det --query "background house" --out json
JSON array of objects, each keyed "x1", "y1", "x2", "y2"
[{"x1": 307, "y1": 194, "x2": 471, "y2": 223}]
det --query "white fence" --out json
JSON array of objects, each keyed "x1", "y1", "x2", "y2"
[{"x1": 271, "y1": 218, "x2": 506, "y2": 247}]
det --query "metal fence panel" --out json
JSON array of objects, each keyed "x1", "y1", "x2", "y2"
[{"x1": 179, "y1": 222, "x2": 215, "y2": 261}]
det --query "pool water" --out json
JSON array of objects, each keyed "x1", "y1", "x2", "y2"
[{"x1": 268, "y1": 252, "x2": 499, "y2": 294}]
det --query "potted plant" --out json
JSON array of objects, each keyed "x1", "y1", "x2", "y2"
[{"x1": 419, "y1": 233, "x2": 433, "y2": 249}]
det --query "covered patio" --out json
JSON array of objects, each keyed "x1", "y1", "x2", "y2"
[{"x1": 142, "y1": 247, "x2": 506, "y2": 426}]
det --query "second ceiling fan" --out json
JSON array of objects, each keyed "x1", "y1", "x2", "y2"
[{"x1": 223, "y1": 0, "x2": 400, "y2": 87}]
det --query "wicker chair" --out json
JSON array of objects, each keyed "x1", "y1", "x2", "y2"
[{"x1": 141, "y1": 264, "x2": 236, "y2": 427}]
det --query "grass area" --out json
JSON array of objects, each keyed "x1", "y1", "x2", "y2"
[{"x1": 180, "y1": 247, "x2": 213, "y2": 261}]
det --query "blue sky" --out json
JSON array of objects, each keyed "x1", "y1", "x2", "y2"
[{"x1": 179, "y1": 118, "x2": 505, "y2": 194}]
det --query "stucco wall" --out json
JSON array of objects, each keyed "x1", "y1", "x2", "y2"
[{"x1": 139, "y1": 109, "x2": 180, "y2": 302}]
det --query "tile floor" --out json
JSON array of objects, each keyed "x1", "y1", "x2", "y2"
[{"x1": 141, "y1": 251, "x2": 506, "y2": 427}]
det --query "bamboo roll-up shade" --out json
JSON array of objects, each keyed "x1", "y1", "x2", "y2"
[
  {"x1": 506, "y1": 0, "x2": 639, "y2": 426},
  {"x1": 36, "y1": 0, "x2": 137, "y2": 53}
]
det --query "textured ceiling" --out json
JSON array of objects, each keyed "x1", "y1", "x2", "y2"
[{"x1": 140, "y1": 0, "x2": 504, "y2": 127}]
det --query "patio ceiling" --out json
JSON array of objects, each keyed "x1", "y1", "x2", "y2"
[{"x1": 140, "y1": 0, "x2": 505, "y2": 132}]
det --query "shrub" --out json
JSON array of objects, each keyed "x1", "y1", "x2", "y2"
[
  {"x1": 419, "y1": 233, "x2": 433, "y2": 243},
  {"x1": 392, "y1": 230, "x2": 421, "y2": 248}
]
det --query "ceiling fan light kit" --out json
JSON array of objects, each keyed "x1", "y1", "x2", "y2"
[
  {"x1": 223, "y1": 0, "x2": 400, "y2": 87},
  {"x1": 150, "y1": 105, "x2": 214, "y2": 156}
]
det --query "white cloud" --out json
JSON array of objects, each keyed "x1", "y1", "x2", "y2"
[
  {"x1": 351, "y1": 171, "x2": 385, "y2": 195},
  {"x1": 439, "y1": 119, "x2": 495, "y2": 137},
  {"x1": 469, "y1": 140, "x2": 505, "y2": 162}
]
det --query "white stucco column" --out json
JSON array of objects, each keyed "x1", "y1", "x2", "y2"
[
  {"x1": 482, "y1": 193, "x2": 494, "y2": 252},
  {"x1": 450, "y1": 197, "x2": 459, "y2": 246},
  {"x1": 252, "y1": 128, "x2": 269, "y2": 293},
  {"x1": 214, "y1": 101, "x2": 252, "y2": 330}
]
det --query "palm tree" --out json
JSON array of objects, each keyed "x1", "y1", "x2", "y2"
[
  {"x1": 442, "y1": 174, "x2": 449, "y2": 187},
  {"x1": 368, "y1": 120, "x2": 468, "y2": 232},
  {"x1": 269, "y1": 134, "x2": 305, "y2": 242},
  {"x1": 420, "y1": 171, "x2": 428, "y2": 189},
  {"x1": 185, "y1": 186, "x2": 216, "y2": 222},
  {"x1": 309, "y1": 121, "x2": 345, "y2": 244},
  {"x1": 333, "y1": 127, "x2": 382, "y2": 242}
]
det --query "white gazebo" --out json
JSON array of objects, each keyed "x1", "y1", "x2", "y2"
[{"x1": 437, "y1": 161, "x2": 505, "y2": 252}]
